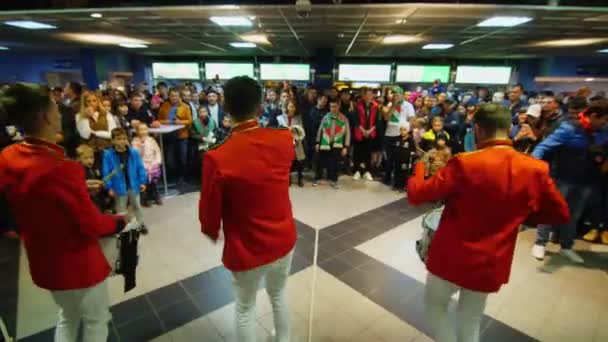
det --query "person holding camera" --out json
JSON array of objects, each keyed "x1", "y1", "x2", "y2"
[{"x1": 531, "y1": 99, "x2": 608, "y2": 263}]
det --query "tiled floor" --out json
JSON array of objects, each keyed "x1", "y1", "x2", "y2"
[{"x1": 6, "y1": 176, "x2": 608, "y2": 341}]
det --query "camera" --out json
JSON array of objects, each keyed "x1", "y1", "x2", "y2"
[{"x1": 295, "y1": 0, "x2": 312, "y2": 19}]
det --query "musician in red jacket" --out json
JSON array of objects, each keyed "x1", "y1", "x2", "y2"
[
  {"x1": 0, "y1": 83, "x2": 125, "y2": 342},
  {"x1": 407, "y1": 103, "x2": 569, "y2": 342},
  {"x1": 199, "y1": 76, "x2": 296, "y2": 342},
  {"x1": 352, "y1": 87, "x2": 379, "y2": 181}
]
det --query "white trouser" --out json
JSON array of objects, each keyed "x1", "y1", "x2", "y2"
[
  {"x1": 425, "y1": 273, "x2": 488, "y2": 342},
  {"x1": 115, "y1": 190, "x2": 144, "y2": 223},
  {"x1": 231, "y1": 250, "x2": 294, "y2": 342},
  {"x1": 50, "y1": 279, "x2": 111, "y2": 342}
]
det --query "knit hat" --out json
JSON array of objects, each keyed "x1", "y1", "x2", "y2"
[{"x1": 392, "y1": 86, "x2": 404, "y2": 95}]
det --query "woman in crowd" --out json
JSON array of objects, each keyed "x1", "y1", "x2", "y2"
[
  {"x1": 0, "y1": 83, "x2": 126, "y2": 342},
  {"x1": 76, "y1": 91, "x2": 117, "y2": 152},
  {"x1": 286, "y1": 99, "x2": 306, "y2": 187}
]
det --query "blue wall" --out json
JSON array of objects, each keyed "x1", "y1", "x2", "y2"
[
  {"x1": 0, "y1": 49, "x2": 150, "y2": 87},
  {"x1": 0, "y1": 51, "x2": 81, "y2": 84}
]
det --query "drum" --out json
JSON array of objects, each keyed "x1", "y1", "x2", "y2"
[{"x1": 416, "y1": 206, "x2": 444, "y2": 262}]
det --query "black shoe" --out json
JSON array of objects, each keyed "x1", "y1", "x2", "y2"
[
  {"x1": 298, "y1": 179, "x2": 304, "y2": 187},
  {"x1": 140, "y1": 225, "x2": 149, "y2": 235}
]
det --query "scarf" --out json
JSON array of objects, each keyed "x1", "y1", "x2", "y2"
[
  {"x1": 319, "y1": 113, "x2": 347, "y2": 150},
  {"x1": 578, "y1": 112, "x2": 593, "y2": 133},
  {"x1": 390, "y1": 102, "x2": 403, "y2": 124},
  {"x1": 193, "y1": 117, "x2": 216, "y2": 140}
]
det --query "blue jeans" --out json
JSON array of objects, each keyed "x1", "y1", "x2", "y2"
[{"x1": 536, "y1": 180, "x2": 592, "y2": 249}]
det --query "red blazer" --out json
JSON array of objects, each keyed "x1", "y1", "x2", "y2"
[
  {"x1": 0, "y1": 138, "x2": 120, "y2": 290},
  {"x1": 407, "y1": 140, "x2": 569, "y2": 292},
  {"x1": 199, "y1": 120, "x2": 297, "y2": 271},
  {"x1": 354, "y1": 100, "x2": 379, "y2": 142}
]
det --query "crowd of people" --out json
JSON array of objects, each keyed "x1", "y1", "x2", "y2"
[
  {"x1": 1, "y1": 74, "x2": 608, "y2": 342},
  {"x1": 2, "y1": 78, "x2": 608, "y2": 247}
]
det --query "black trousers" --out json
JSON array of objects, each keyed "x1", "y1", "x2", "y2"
[
  {"x1": 354, "y1": 139, "x2": 373, "y2": 174},
  {"x1": 393, "y1": 161, "x2": 411, "y2": 190},
  {"x1": 316, "y1": 150, "x2": 340, "y2": 182},
  {"x1": 383, "y1": 136, "x2": 400, "y2": 184},
  {"x1": 291, "y1": 160, "x2": 303, "y2": 183},
  {"x1": 142, "y1": 180, "x2": 160, "y2": 203}
]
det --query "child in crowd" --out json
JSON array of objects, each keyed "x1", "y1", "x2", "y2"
[
  {"x1": 421, "y1": 116, "x2": 451, "y2": 151},
  {"x1": 511, "y1": 107, "x2": 538, "y2": 154},
  {"x1": 191, "y1": 106, "x2": 217, "y2": 151},
  {"x1": 426, "y1": 133, "x2": 452, "y2": 178},
  {"x1": 76, "y1": 144, "x2": 112, "y2": 212},
  {"x1": 102, "y1": 128, "x2": 149, "y2": 234},
  {"x1": 214, "y1": 115, "x2": 232, "y2": 144},
  {"x1": 314, "y1": 99, "x2": 351, "y2": 189},
  {"x1": 113, "y1": 102, "x2": 132, "y2": 136},
  {"x1": 410, "y1": 117, "x2": 426, "y2": 150},
  {"x1": 131, "y1": 124, "x2": 163, "y2": 207},
  {"x1": 393, "y1": 125, "x2": 417, "y2": 192}
]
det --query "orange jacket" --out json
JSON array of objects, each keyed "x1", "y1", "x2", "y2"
[
  {"x1": 0, "y1": 138, "x2": 120, "y2": 290},
  {"x1": 199, "y1": 120, "x2": 297, "y2": 271},
  {"x1": 157, "y1": 101, "x2": 192, "y2": 139},
  {"x1": 407, "y1": 139, "x2": 569, "y2": 292}
]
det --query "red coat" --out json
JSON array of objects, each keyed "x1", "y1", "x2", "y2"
[
  {"x1": 0, "y1": 138, "x2": 120, "y2": 290},
  {"x1": 354, "y1": 100, "x2": 379, "y2": 142},
  {"x1": 407, "y1": 140, "x2": 569, "y2": 292},
  {"x1": 199, "y1": 120, "x2": 297, "y2": 272}
]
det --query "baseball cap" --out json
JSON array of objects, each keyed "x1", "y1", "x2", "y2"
[{"x1": 525, "y1": 104, "x2": 542, "y2": 118}]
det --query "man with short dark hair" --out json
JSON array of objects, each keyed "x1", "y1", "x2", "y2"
[
  {"x1": 205, "y1": 89, "x2": 225, "y2": 128},
  {"x1": 199, "y1": 76, "x2": 296, "y2": 342},
  {"x1": 536, "y1": 95, "x2": 564, "y2": 140},
  {"x1": 531, "y1": 99, "x2": 608, "y2": 263},
  {"x1": 58, "y1": 82, "x2": 82, "y2": 157},
  {"x1": 158, "y1": 88, "x2": 192, "y2": 184},
  {"x1": 408, "y1": 103, "x2": 569, "y2": 342},
  {"x1": 508, "y1": 83, "x2": 524, "y2": 124},
  {"x1": 127, "y1": 93, "x2": 154, "y2": 126},
  {"x1": 567, "y1": 95, "x2": 588, "y2": 121}
]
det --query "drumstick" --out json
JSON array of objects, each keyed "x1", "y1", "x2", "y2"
[{"x1": 101, "y1": 165, "x2": 123, "y2": 183}]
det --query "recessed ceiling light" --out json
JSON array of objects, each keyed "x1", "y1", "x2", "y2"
[
  {"x1": 240, "y1": 33, "x2": 270, "y2": 44},
  {"x1": 230, "y1": 42, "x2": 256, "y2": 48},
  {"x1": 337, "y1": 33, "x2": 345, "y2": 38},
  {"x1": 585, "y1": 78, "x2": 595, "y2": 82},
  {"x1": 62, "y1": 33, "x2": 150, "y2": 46},
  {"x1": 0, "y1": 46, "x2": 9, "y2": 50},
  {"x1": 423, "y1": 43, "x2": 454, "y2": 50},
  {"x1": 533, "y1": 38, "x2": 608, "y2": 47},
  {"x1": 395, "y1": 19, "x2": 407, "y2": 24},
  {"x1": 91, "y1": 13, "x2": 103, "y2": 18},
  {"x1": 119, "y1": 43, "x2": 147, "y2": 48},
  {"x1": 210, "y1": 16, "x2": 252, "y2": 27},
  {"x1": 4, "y1": 20, "x2": 56, "y2": 29},
  {"x1": 598, "y1": 48, "x2": 608, "y2": 53},
  {"x1": 477, "y1": 16, "x2": 532, "y2": 27},
  {"x1": 219, "y1": 5, "x2": 240, "y2": 9},
  {"x1": 382, "y1": 35, "x2": 421, "y2": 44}
]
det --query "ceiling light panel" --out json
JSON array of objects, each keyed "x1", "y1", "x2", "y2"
[
  {"x1": 0, "y1": 46, "x2": 9, "y2": 50},
  {"x1": 423, "y1": 43, "x2": 454, "y2": 50},
  {"x1": 477, "y1": 16, "x2": 533, "y2": 27},
  {"x1": 534, "y1": 38, "x2": 608, "y2": 47},
  {"x1": 382, "y1": 35, "x2": 421, "y2": 44},
  {"x1": 599, "y1": 49, "x2": 608, "y2": 53},
  {"x1": 240, "y1": 33, "x2": 270, "y2": 44},
  {"x1": 230, "y1": 42, "x2": 256, "y2": 48},
  {"x1": 4, "y1": 20, "x2": 56, "y2": 29},
  {"x1": 91, "y1": 13, "x2": 103, "y2": 18},
  {"x1": 62, "y1": 33, "x2": 150, "y2": 45},
  {"x1": 119, "y1": 43, "x2": 148, "y2": 48},
  {"x1": 210, "y1": 16, "x2": 252, "y2": 27}
]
